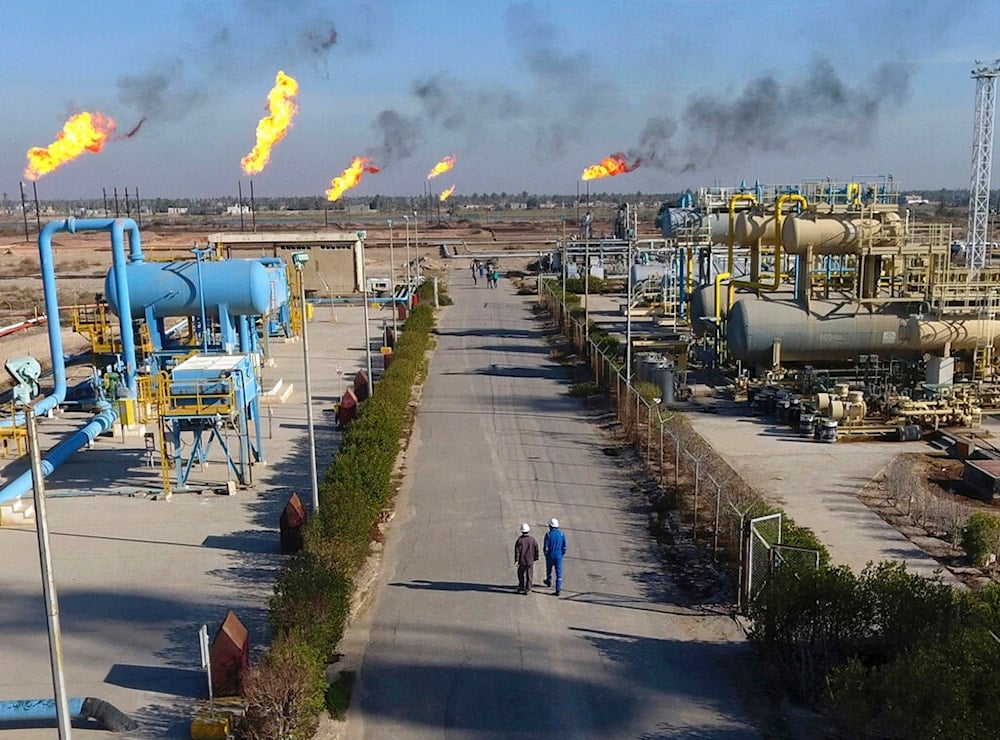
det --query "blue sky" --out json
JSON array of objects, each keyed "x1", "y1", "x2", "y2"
[{"x1": 2, "y1": 0, "x2": 998, "y2": 200}]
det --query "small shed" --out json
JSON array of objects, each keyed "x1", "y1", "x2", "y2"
[{"x1": 961, "y1": 459, "x2": 1000, "y2": 503}]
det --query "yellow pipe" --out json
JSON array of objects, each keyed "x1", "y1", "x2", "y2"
[
  {"x1": 714, "y1": 271, "x2": 731, "y2": 322},
  {"x1": 727, "y1": 193, "x2": 758, "y2": 273},
  {"x1": 730, "y1": 192, "x2": 808, "y2": 295},
  {"x1": 686, "y1": 247, "x2": 694, "y2": 297},
  {"x1": 767, "y1": 193, "x2": 808, "y2": 291}
]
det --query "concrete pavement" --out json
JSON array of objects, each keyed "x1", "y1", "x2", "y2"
[
  {"x1": 0, "y1": 303, "x2": 383, "y2": 737},
  {"x1": 343, "y1": 274, "x2": 755, "y2": 738}
]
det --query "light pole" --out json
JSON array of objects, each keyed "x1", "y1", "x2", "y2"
[
  {"x1": 412, "y1": 210, "x2": 420, "y2": 283},
  {"x1": 402, "y1": 214, "x2": 412, "y2": 294},
  {"x1": 387, "y1": 219, "x2": 397, "y2": 340},
  {"x1": 357, "y1": 231, "x2": 375, "y2": 398},
  {"x1": 291, "y1": 252, "x2": 320, "y2": 513},
  {"x1": 24, "y1": 405, "x2": 72, "y2": 738},
  {"x1": 626, "y1": 228, "x2": 633, "y2": 383}
]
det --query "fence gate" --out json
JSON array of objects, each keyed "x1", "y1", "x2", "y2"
[{"x1": 740, "y1": 513, "x2": 781, "y2": 611}]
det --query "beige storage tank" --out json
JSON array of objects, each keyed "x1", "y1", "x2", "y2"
[{"x1": 781, "y1": 212, "x2": 902, "y2": 256}]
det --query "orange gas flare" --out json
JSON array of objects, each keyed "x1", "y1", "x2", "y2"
[
  {"x1": 439, "y1": 185, "x2": 456, "y2": 202},
  {"x1": 581, "y1": 152, "x2": 640, "y2": 181},
  {"x1": 326, "y1": 156, "x2": 379, "y2": 202},
  {"x1": 241, "y1": 70, "x2": 299, "y2": 175},
  {"x1": 427, "y1": 154, "x2": 456, "y2": 180},
  {"x1": 24, "y1": 111, "x2": 116, "y2": 180}
]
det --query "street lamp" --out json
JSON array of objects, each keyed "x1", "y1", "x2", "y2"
[
  {"x1": 387, "y1": 219, "x2": 397, "y2": 340},
  {"x1": 412, "y1": 210, "x2": 420, "y2": 283},
  {"x1": 357, "y1": 232, "x2": 375, "y2": 398},
  {"x1": 402, "y1": 214, "x2": 412, "y2": 292},
  {"x1": 24, "y1": 404, "x2": 72, "y2": 738},
  {"x1": 291, "y1": 251, "x2": 320, "y2": 513}
]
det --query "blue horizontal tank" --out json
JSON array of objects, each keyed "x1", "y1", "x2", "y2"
[{"x1": 105, "y1": 260, "x2": 271, "y2": 319}]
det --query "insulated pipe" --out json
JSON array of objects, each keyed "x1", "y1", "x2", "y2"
[
  {"x1": 0, "y1": 406, "x2": 118, "y2": 503},
  {"x1": 0, "y1": 697, "x2": 138, "y2": 732}
]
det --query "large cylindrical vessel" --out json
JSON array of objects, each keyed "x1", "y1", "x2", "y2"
[
  {"x1": 734, "y1": 212, "x2": 779, "y2": 246},
  {"x1": 658, "y1": 209, "x2": 728, "y2": 242},
  {"x1": 781, "y1": 212, "x2": 901, "y2": 256},
  {"x1": 105, "y1": 260, "x2": 272, "y2": 319},
  {"x1": 728, "y1": 298, "x2": 1000, "y2": 363},
  {"x1": 727, "y1": 299, "x2": 907, "y2": 362}
]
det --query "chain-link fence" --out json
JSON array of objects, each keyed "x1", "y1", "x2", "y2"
[{"x1": 540, "y1": 283, "x2": 819, "y2": 610}]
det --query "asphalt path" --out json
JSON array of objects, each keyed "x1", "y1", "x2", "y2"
[{"x1": 343, "y1": 274, "x2": 756, "y2": 739}]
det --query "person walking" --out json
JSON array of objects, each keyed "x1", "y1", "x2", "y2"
[
  {"x1": 513, "y1": 523, "x2": 539, "y2": 594},
  {"x1": 543, "y1": 518, "x2": 567, "y2": 596}
]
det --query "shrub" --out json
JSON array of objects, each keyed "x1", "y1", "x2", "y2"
[
  {"x1": 961, "y1": 511, "x2": 1000, "y2": 566},
  {"x1": 568, "y1": 381, "x2": 599, "y2": 397},
  {"x1": 244, "y1": 303, "x2": 435, "y2": 735},
  {"x1": 236, "y1": 633, "x2": 327, "y2": 740}
]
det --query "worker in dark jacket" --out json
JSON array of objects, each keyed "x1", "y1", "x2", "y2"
[
  {"x1": 543, "y1": 518, "x2": 567, "y2": 596},
  {"x1": 514, "y1": 523, "x2": 539, "y2": 594}
]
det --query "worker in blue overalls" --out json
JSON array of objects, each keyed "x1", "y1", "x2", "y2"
[{"x1": 543, "y1": 518, "x2": 567, "y2": 596}]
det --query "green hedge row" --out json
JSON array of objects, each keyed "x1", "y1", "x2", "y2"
[
  {"x1": 237, "y1": 303, "x2": 435, "y2": 740},
  {"x1": 750, "y1": 562, "x2": 1000, "y2": 736}
]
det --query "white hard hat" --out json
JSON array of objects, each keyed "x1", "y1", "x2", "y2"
[
  {"x1": 520, "y1": 523, "x2": 530, "y2": 533},
  {"x1": 548, "y1": 518, "x2": 559, "y2": 528}
]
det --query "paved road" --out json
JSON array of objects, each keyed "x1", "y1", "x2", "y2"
[{"x1": 344, "y1": 276, "x2": 755, "y2": 738}]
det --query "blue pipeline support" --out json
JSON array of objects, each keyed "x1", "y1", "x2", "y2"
[
  {"x1": 1, "y1": 218, "x2": 141, "y2": 503},
  {"x1": 0, "y1": 406, "x2": 119, "y2": 504},
  {"x1": 0, "y1": 697, "x2": 138, "y2": 732},
  {"x1": 35, "y1": 217, "x2": 143, "y2": 416}
]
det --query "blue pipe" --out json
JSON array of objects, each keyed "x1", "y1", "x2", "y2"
[
  {"x1": 0, "y1": 697, "x2": 138, "y2": 732},
  {"x1": 0, "y1": 406, "x2": 118, "y2": 504},
  {"x1": 34, "y1": 217, "x2": 143, "y2": 415},
  {"x1": 0, "y1": 217, "x2": 141, "y2": 504}
]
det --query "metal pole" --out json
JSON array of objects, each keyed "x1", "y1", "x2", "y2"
[
  {"x1": 25, "y1": 406, "x2": 73, "y2": 739},
  {"x1": 413, "y1": 210, "x2": 420, "y2": 283},
  {"x1": 19, "y1": 181, "x2": 29, "y2": 242},
  {"x1": 296, "y1": 264, "x2": 320, "y2": 513},
  {"x1": 584, "y1": 226, "x2": 590, "y2": 342},
  {"x1": 102, "y1": 187, "x2": 109, "y2": 217},
  {"x1": 626, "y1": 228, "x2": 633, "y2": 382},
  {"x1": 238, "y1": 181, "x2": 245, "y2": 232},
  {"x1": 114, "y1": 187, "x2": 120, "y2": 217},
  {"x1": 403, "y1": 215, "x2": 412, "y2": 292},
  {"x1": 193, "y1": 245, "x2": 209, "y2": 353},
  {"x1": 359, "y1": 234, "x2": 375, "y2": 397},
  {"x1": 249, "y1": 179, "x2": 256, "y2": 232},
  {"x1": 32, "y1": 182, "x2": 42, "y2": 233},
  {"x1": 387, "y1": 219, "x2": 397, "y2": 339},
  {"x1": 135, "y1": 187, "x2": 142, "y2": 229}
]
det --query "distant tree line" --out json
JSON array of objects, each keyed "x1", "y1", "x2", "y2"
[{"x1": 13, "y1": 189, "x2": 999, "y2": 219}]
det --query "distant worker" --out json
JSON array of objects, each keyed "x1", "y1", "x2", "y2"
[
  {"x1": 514, "y1": 523, "x2": 539, "y2": 594},
  {"x1": 471, "y1": 260, "x2": 479, "y2": 286},
  {"x1": 491, "y1": 266, "x2": 500, "y2": 288},
  {"x1": 581, "y1": 210, "x2": 593, "y2": 239},
  {"x1": 613, "y1": 203, "x2": 627, "y2": 240},
  {"x1": 543, "y1": 518, "x2": 567, "y2": 596}
]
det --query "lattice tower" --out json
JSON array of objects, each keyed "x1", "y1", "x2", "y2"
[{"x1": 967, "y1": 60, "x2": 1000, "y2": 277}]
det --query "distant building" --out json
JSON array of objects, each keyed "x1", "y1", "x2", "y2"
[
  {"x1": 226, "y1": 204, "x2": 253, "y2": 215},
  {"x1": 167, "y1": 207, "x2": 189, "y2": 215}
]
